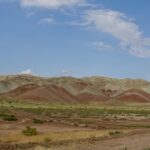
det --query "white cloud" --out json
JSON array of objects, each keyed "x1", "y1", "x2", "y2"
[
  {"x1": 21, "y1": 0, "x2": 86, "y2": 9},
  {"x1": 20, "y1": 69, "x2": 33, "y2": 75},
  {"x1": 2, "y1": 0, "x2": 150, "y2": 58},
  {"x1": 92, "y1": 41, "x2": 113, "y2": 51},
  {"x1": 60, "y1": 69, "x2": 76, "y2": 76},
  {"x1": 26, "y1": 12, "x2": 35, "y2": 17},
  {"x1": 38, "y1": 17, "x2": 55, "y2": 25},
  {"x1": 81, "y1": 9, "x2": 150, "y2": 58}
]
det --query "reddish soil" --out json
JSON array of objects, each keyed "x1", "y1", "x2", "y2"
[
  {"x1": 1, "y1": 75, "x2": 150, "y2": 104},
  {"x1": 1, "y1": 84, "x2": 77, "y2": 103},
  {"x1": 114, "y1": 89, "x2": 150, "y2": 103},
  {"x1": 1, "y1": 83, "x2": 150, "y2": 104},
  {"x1": 76, "y1": 92, "x2": 108, "y2": 103},
  {"x1": 0, "y1": 84, "x2": 107, "y2": 103}
]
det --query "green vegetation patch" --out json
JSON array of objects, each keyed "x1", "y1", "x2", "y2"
[
  {"x1": 0, "y1": 99, "x2": 150, "y2": 118},
  {"x1": 143, "y1": 148, "x2": 150, "y2": 150},
  {"x1": 22, "y1": 126, "x2": 39, "y2": 136},
  {"x1": 109, "y1": 130, "x2": 123, "y2": 136},
  {"x1": 0, "y1": 108, "x2": 17, "y2": 121},
  {"x1": 2, "y1": 114, "x2": 17, "y2": 121}
]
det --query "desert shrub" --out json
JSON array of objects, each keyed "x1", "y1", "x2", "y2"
[
  {"x1": 109, "y1": 130, "x2": 123, "y2": 136},
  {"x1": 44, "y1": 137, "x2": 51, "y2": 143},
  {"x1": 143, "y1": 148, "x2": 150, "y2": 150},
  {"x1": 124, "y1": 147, "x2": 128, "y2": 150},
  {"x1": 121, "y1": 147, "x2": 128, "y2": 150},
  {"x1": 88, "y1": 135, "x2": 97, "y2": 141},
  {"x1": 22, "y1": 126, "x2": 39, "y2": 136},
  {"x1": 33, "y1": 118, "x2": 44, "y2": 124},
  {"x1": 2, "y1": 114, "x2": 17, "y2": 121}
]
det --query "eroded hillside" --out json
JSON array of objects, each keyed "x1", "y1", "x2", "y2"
[{"x1": 0, "y1": 75, "x2": 150, "y2": 103}]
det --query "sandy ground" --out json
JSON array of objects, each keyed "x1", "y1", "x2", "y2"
[
  {"x1": 33, "y1": 131, "x2": 150, "y2": 150},
  {"x1": 0, "y1": 110, "x2": 150, "y2": 150},
  {"x1": 0, "y1": 120, "x2": 91, "y2": 136}
]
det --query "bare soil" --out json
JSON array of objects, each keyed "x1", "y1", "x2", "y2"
[{"x1": 46, "y1": 131, "x2": 150, "y2": 150}]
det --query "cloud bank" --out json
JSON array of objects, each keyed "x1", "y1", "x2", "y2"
[
  {"x1": 92, "y1": 41, "x2": 113, "y2": 51},
  {"x1": 2, "y1": 0, "x2": 150, "y2": 58},
  {"x1": 21, "y1": 0, "x2": 86, "y2": 9},
  {"x1": 82, "y1": 9, "x2": 150, "y2": 58}
]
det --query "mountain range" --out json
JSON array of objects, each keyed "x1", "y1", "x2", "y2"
[{"x1": 0, "y1": 75, "x2": 150, "y2": 103}]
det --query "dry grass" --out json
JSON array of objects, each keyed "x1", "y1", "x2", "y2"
[{"x1": 0, "y1": 129, "x2": 129, "y2": 144}]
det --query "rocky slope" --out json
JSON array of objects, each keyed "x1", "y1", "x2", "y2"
[{"x1": 0, "y1": 75, "x2": 150, "y2": 103}]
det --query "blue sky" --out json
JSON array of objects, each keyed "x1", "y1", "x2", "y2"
[{"x1": 0, "y1": 0, "x2": 150, "y2": 80}]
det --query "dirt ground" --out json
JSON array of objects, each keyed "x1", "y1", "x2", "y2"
[
  {"x1": 0, "y1": 109, "x2": 150, "y2": 150},
  {"x1": 33, "y1": 131, "x2": 150, "y2": 150},
  {"x1": 0, "y1": 121, "x2": 91, "y2": 136}
]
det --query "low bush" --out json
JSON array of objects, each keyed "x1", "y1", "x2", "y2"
[
  {"x1": 22, "y1": 126, "x2": 39, "y2": 136},
  {"x1": 33, "y1": 118, "x2": 44, "y2": 124},
  {"x1": 143, "y1": 148, "x2": 150, "y2": 150},
  {"x1": 2, "y1": 114, "x2": 17, "y2": 121},
  {"x1": 44, "y1": 137, "x2": 51, "y2": 143},
  {"x1": 109, "y1": 130, "x2": 123, "y2": 136},
  {"x1": 119, "y1": 147, "x2": 128, "y2": 150}
]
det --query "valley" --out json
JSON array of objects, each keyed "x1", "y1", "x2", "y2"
[{"x1": 0, "y1": 75, "x2": 150, "y2": 150}]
